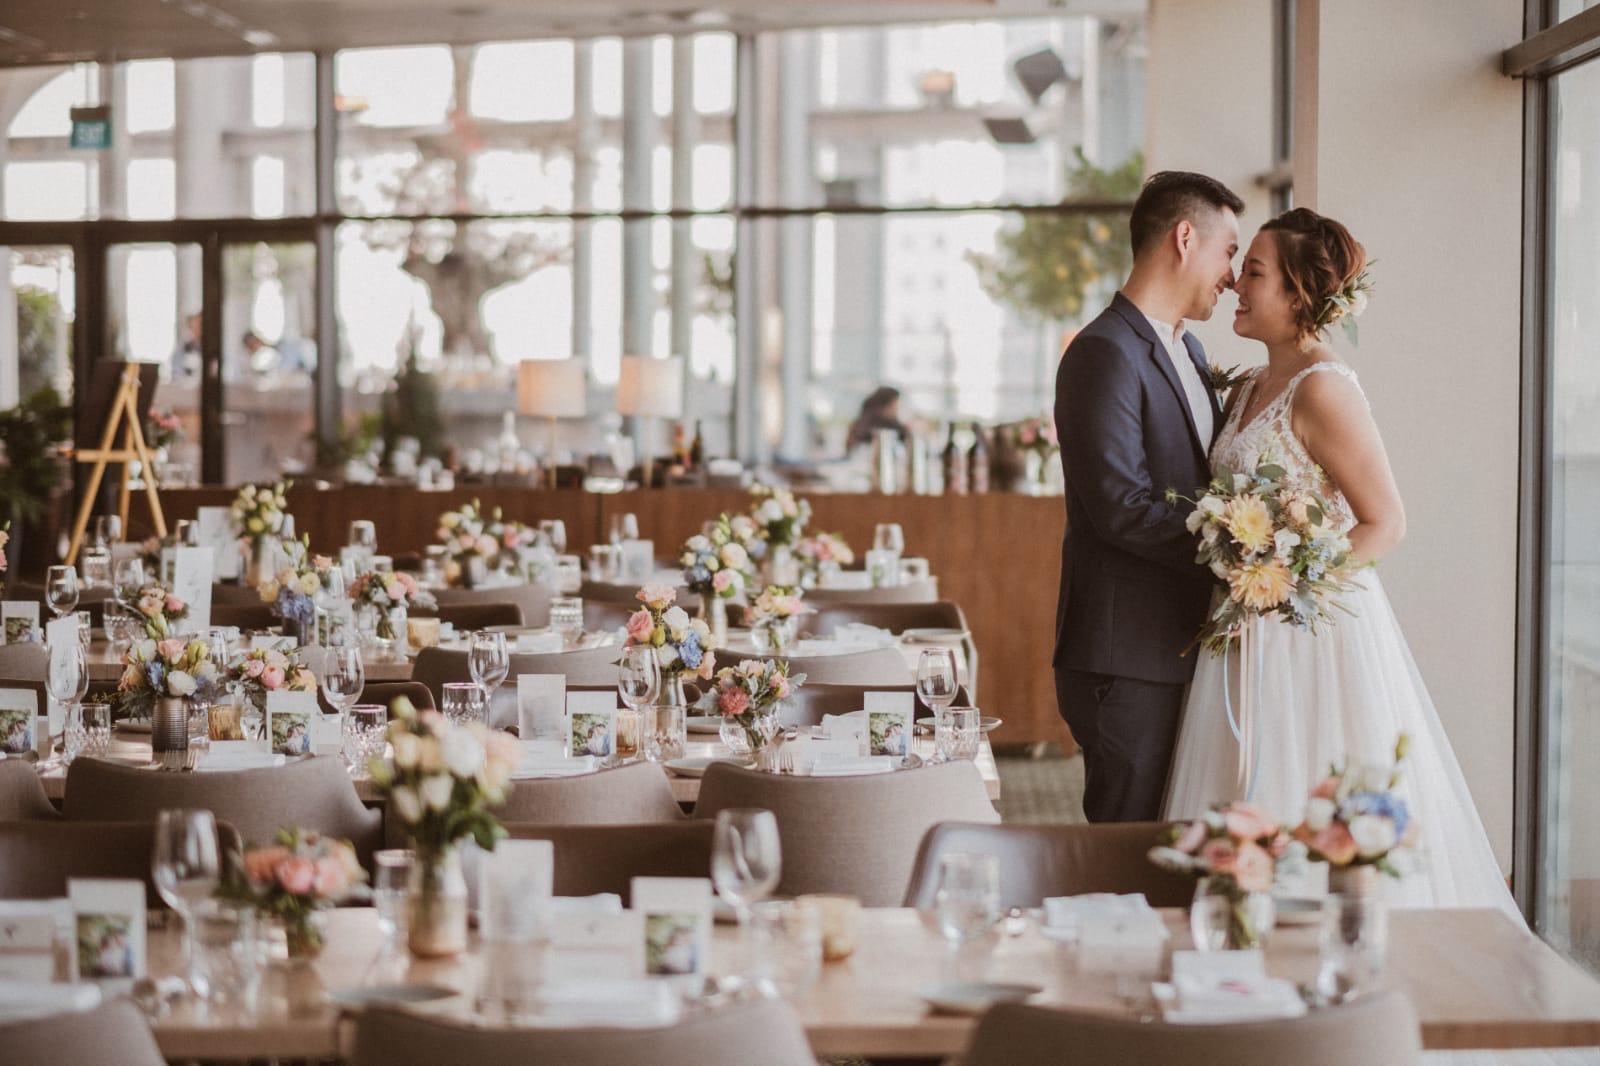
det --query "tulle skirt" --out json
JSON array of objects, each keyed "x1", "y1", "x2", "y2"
[{"x1": 1162, "y1": 570, "x2": 1518, "y2": 918}]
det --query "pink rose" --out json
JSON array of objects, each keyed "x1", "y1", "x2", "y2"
[
  {"x1": 1199, "y1": 838, "x2": 1237, "y2": 874},
  {"x1": 260, "y1": 665, "x2": 285, "y2": 689},
  {"x1": 712, "y1": 570, "x2": 735, "y2": 593},
  {"x1": 773, "y1": 674, "x2": 791, "y2": 699},
  {"x1": 1310, "y1": 822, "x2": 1359, "y2": 865},
  {"x1": 718, "y1": 687, "x2": 750, "y2": 717},
  {"x1": 276, "y1": 856, "x2": 316, "y2": 895},
  {"x1": 156, "y1": 638, "x2": 186, "y2": 661},
  {"x1": 1311, "y1": 776, "x2": 1340, "y2": 800},
  {"x1": 244, "y1": 658, "x2": 266, "y2": 678},
  {"x1": 1231, "y1": 841, "x2": 1275, "y2": 893},
  {"x1": 625, "y1": 610, "x2": 655, "y2": 643},
  {"x1": 1223, "y1": 803, "x2": 1277, "y2": 842},
  {"x1": 1174, "y1": 820, "x2": 1208, "y2": 855},
  {"x1": 313, "y1": 856, "x2": 349, "y2": 898},
  {"x1": 638, "y1": 584, "x2": 677, "y2": 608},
  {"x1": 164, "y1": 595, "x2": 184, "y2": 614},
  {"x1": 697, "y1": 651, "x2": 716, "y2": 681},
  {"x1": 243, "y1": 846, "x2": 291, "y2": 886}
]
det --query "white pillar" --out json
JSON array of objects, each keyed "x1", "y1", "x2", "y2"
[
  {"x1": 572, "y1": 41, "x2": 596, "y2": 362},
  {"x1": 776, "y1": 32, "x2": 815, "y2": 460},
  {"x1": 669, "y1": 36, "x2": 698, "y2": 370},
  {"x1": 621, "y1": 37, "x2": 656, "y2": 361}
]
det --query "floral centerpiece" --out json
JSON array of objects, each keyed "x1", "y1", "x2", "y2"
[
  {"x1": 115, "y1": 582, "x2": 189, "y2": 639},
  {"x1": 117, "y1": 637, "x2": 218, "y2": 721},
  {"x1": 696, "y1": 658, "x2": 805, "y2": 767},
  {"x1": 349, "y1": 569, "x2": 436, "y2": 642},
  {"x1": 368, "y1": 697, "x2": 520, "y2": 957},
  {"x1": 257, "y1": 541, "x2": 334, "y2": 641},
  {"x1": 228, "y1": 646, "x2": 318, "y2": 722},
  {"x1": 749, "y1": 483, "x2": 811, "y2": 549},
  {"x1": 1015, "y1": 416, "x2": 1058, "y2": 458},
  {"x1": 794, "y1": 531, "x2": 853, "y2": 588},
  {"x1": 435, "y1": 500, "x2": 502, "y2": 586},
  {"x1": 679, "y1": 515, "x2": 756, "y2": 605},
  {"x1": 144, "y1": 407, "x2": 184, "y2": 452},
  {"x1": 1292, "y1": 734, "x2": 1415, "y2": 893},
  {"x1": 218, "y1": 829, "x2": 366, "y2": 959},
  {"x1": 231, "y1": 480, "x2": 292, "y2": 546},
  {"x1": 625, "y1": 584, "x2": 717, "y2": 685},
  {"x1": 747, "y1": 585, "x2": 812, "y2": 655},
  {"x1": 1149, "y1": 801, "x2": 1290, "y2": 949},
  {"x1": 494, "y1": 518, "x2": 551, "y2": 581}
]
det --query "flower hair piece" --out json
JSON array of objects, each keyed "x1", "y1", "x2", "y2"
[{"x1": 1315, "y1": 265, "x2": 1375, "y2": 347}]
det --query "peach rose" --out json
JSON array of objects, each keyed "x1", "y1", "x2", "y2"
[
  {"x1": 1231, "y1": 841, "x2": 1275, "y2": 893},
  {"x1": 1309, "y1": 822, "x2": 1359, "y2": 865},
  {"x1": 276, "y1": 856, "x2": 316, "y2": 895},
  {"x1": 1311, "y1": 775, "x2": 1340, "y2": 800},
  {"x1": 156, "y1": 638, "x2": 186, "y2": 661},
  {"x1": 718, "y1": 687, "x2": 750, "y2": 717},
  {"x1": 313, "y1": 856, "x2": 350, "y2": 897},
  {"x1": 244, "y1": 658, "x2": 266, "y2": 678},
  {"x1": 1199, "y1": 838, "x2": 1237, "y2": 874},
  {"x1": 625, "y1": 610, "x2": 655, "y2": 643},
  {"x1": 1223, "y1": 803, "x2": 1277, "y2": 842},
  {"x1": 243, "y1": 846, "x2": 291, "y2": 886},
  {"x1": 1174, "y1": 820, "x2": 1209, "y2": 854},
  {"x1": 260, "y1": 665, "x2": 285, "y2": 689}
]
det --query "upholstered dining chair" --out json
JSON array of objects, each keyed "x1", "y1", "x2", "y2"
[
  {"x1": 412, "y1": 646, "x2": 622, "y2": 728},
  {"x1": 500, "y1": 821, "x2": 714, "y2": 903},
  {"x1": 902, "y1": 822, "x2": 1194, "y2": 910},
  {"x1": 964, "y1": 991, "x2": 1422, "y2": 1066},
  {"x1": 350, "y1": 998, "x2": 815, "y2": 1066},
  {"x1": 0, "y1": 641, "x2": 47, "y2": 681},
  {"x1": 0, "y1": 998, "x2": 167, "y2": 1066},
  {"x1": 805, "y1": 578, "x2": 939, "y2": 604},
  {"x1": 772, "y1": 682, "x2": 917, "y2": 728},
  {"x1": 582, "y1": 599, "x2": 637, "y2": 633},
  {"x1": 715, "y1": 646, "x2": 910, "y2": 688},
  {"x1": 434, "y1": 583, "x2": 553, "y2": 628},
  {"x1": 0, "y1": 820, "x2": 243, "y2": 907},
  {"x1": 694, "y1": 761, "x2": 998, "y2": 906},
  {"x1": 63, "y1": 756, "x2": 382, "y2": 868},
  {"x1": 805, "y1": 599, "x2": 978, "y2": 697},
  {"x1": 418, "y1": 600, "x2": 522, "y2": 631},
  {"x1": 0, "y1": 758, "x2": 59, "y2": 820},
  {"x1": 209, "y1": 602, "x2": 278, "y2": 630}
]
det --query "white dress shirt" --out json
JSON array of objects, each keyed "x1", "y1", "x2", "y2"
[{"x1": 1139, "y1": 309, "x2": 1214, "y2": 445}]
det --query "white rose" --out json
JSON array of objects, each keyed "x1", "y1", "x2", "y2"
[
  {"x1": 1350, "y1": 289, "x2": 1368, "y2": 316},
  {"x1": 441, "y1": 727, "x2": 485, "y2": 778},
  {"x1": 391, "y1": 731, "x2": 420, "y2": 770},
  {"x1": 757, "y1": 500, "x2": 783, "y2": 524},
  {"x1": 1355, "y1": 763, "x2": 1391, "y2": 792},
  {"x1": 1199, "y1": 495, "x2": 1225, "y2": 518},
  {"x1": 1274, "y1": 529, "x2": 1301, "y2": 557},
  {"x1": 686, "y1": 535, "x2": 711, "y2": 553},
  {"x1": 1348, "y1": 814, "x2": 1397, "y2": 858},
  {"x1": 663, "y1": 606, "x2": 690, "y2": 638},
  {"x1": 658, "y1": 644, "x2": 680, "y2": 668},
  {"x1": 688, "y1": 618, "x2": 711, "y2": 643},
  {"x1": 719, "y1": 543, "x2": 749, "y2": 570},
  {"x1": 391, "y1": 785, "x2": 422, "y2": 824},
  {"x1": 1185, "y1": 509, "x2": 1206, "y2": 534},
  {"x1": 421, "y1": 773, "x2": 454, "y2": 811},
  {"x1": 166, "y1": 670, "x2": 197, "y2": 696},
  {"x1": 1202, "y1": 524, "x2": 1221, "y2": 545},
  {"x1": 1210, "y1": 559, "x2": 1231, "y2": 581},
  {"x1": 1304, "y1": 797, "x2": 1336, "y2": 832}
]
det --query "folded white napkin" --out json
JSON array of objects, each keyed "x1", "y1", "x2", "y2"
[
  {"x1": 511, "y1": 754, "x2": 599, "y2": 779},
  {"x1": 1156, "y1": 973, "x2": 1308, "y2": 1025},
  {"x1": 820, "y1": 570, "x2": 872, "y2": 590},
  {"x1": 0, "y1": 981, "x2": 102, "y2": 1023},
  {"x1": 810, "y1": 754, "x2": 895, "y2": 777},
  {"x1": 197, "y1": 751, "x2": 287, "y2": 773},
  {"x1": 516, "y1": 631, "x2": 565, "y2": 654},
  {"x1": 523, "y1": 979, "x2": 681, "y2": 1028},
  {"x1": 1042, "y1": 893, "x2": 1158, "y2": 940},
  {"x1": 795, "y1": 639, "x2": 847, "y2": 657},
  {"x1": 832, "y1": 623, "x2": 897, "y2": 649}
]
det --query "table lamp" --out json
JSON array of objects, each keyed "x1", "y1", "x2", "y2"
[
  {"x1": 615, "y1": 354, "x2": 684, "y2": 489},
  {"x1": 517, "y1": 358, "x2": 588, "y2": 488}
]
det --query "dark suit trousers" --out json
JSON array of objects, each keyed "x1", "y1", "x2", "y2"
[{"x1": 1055, "y1": 668, "x2": 1184, "y2": 823}]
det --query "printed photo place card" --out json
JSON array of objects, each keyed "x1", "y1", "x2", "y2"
[
  {"x1": 68, "y1": 879, "x2": 145, "y2": 989},
  {"x1": 631, "y1": 877, "x2": 712, "y2": 982},
  {"x1": 1, "y1": 601, "x2": 40, "y2": 645},
  {"x1": 266, "y1": 690, "x2": 319, "y2": 758},
  {"x1": 864, "y1": 691, "x2": 915, "y2": 759},
  {"x1": 566, "y1": 691, "x2": 618, "y2": 760},
  {"x1": 0, "y1": 687, "x2": 40, "y2": 760}
]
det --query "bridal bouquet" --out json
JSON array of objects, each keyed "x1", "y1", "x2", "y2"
[
  {"x1": 624, "y1": 584, "x2": 717, "y2": 681},
  {"x1": 679, "y1": 515, "x2": 756, "y2": 602},
  {"x1": 1149, "y1": 801, "x2": 1291, "y2": 949},
  {"x1": 117, "y1": 637, "x2": 219, "y2": 720},
  {"x1": 349, "y1": 569, "x2": 437, "y2": 640},
  {"x1": 116, "y1": 582, "x2": 189, "y2": 639},
  {"x1": 749, "y1": 483, "x2": 811, "y2": 549},
  {"x1": 219, "y1": 828, "x2": 366, "y2": 958},
  {"x1": 1169, "y1": 462, "x2": 1359, "y2": 653},
  {"x1": 231, "y1": 480, "x2": 292, "y2": 545},
  {"x1": 1291, "y1": 734, "x2": 1415, "y2": 878}
]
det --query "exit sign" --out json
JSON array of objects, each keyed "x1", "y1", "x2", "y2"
[{"x1": 69, "y1": 106, "x2": 111, "y2": 150}]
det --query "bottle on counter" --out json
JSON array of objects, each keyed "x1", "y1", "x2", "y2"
[
  {"x1": 969, "y1": 422, "x2": 990, "y2": 494},
  {"x1": 689, "y1": 420, "x2": 705, "y2": 470},
  {"x1": 942, "y1": 422, "x2": 968, "y2": 496}
]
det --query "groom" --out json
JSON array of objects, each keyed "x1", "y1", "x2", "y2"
[{"x1": 1053, "y1": 171, "x2": 1243, "y2": 823}]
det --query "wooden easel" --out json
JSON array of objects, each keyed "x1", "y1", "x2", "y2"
[{"x1": 65, "y1": 362, "x2": 167, "y2": 565}]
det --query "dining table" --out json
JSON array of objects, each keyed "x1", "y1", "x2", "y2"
[{"x1": 133, "y1": 906, "x2": 1600, "y2": 1061}]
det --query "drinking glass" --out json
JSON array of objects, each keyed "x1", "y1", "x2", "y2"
[
  {"x1": 76, "y1": 610, "x2": 93, "y2": 653},
  {"x1": 348, "y1": 704, "x2": 389, "y2": 768},
  {"x1": 865, "y1": 548, "x2": 901, "y2": 588},
  {"x1": 551, "y1": 555, "x2": 583, "y2": 595},
  {"x1": 617, "y1": 645, "x2": 660, "y2": 718},
  {"x1": 931, "y1": 852, "x2": 1001, "y2": 948},
  {"x1": 1317, "y1": 893, "x2": 1389, "y2": 999},
  {"x1": 152, "y1": 808, "x2": 222, "y2": 999},
  {"x1": 92, "y1": 514, "x2": 124, "y2": 547},
  {"x1": 588, "y1": 544, "x2": 622, "y2": 583},
  {"x1": 608, "y1": 512, "x2": 639, "y2": 546},
  {"x1": 45, "y1": 565, "x2": 79, "y2": 618},
  {"x1": 114, "y1": 557, "x2": 147, "y2": 590},
  {"x1": 935, "y1": 706, "x2": 982, "y2": 764},
  {"x1": 320, "y1": 640, "x2": 365, "y2": 766},
  {"x1": 550, "y1": 597, "x2": 585, "y2": 647},
  {"x1": 373, "y1": 849, "x2": 414, "y2": 941},
  {"x1": 194, "y1": 901, "x2": 263, "y2": 1012},
  {"x1": 80, "y1": 546, "x2": 112, "y2": 590},
  {"x1": 468, "y1": 630, "x2": 510, "y2": 704},
  {"x1": 751, "y1": 900, "x2": 823, "y2": 997},
  {"x1": 82, "y1": 701, "x2": 111, "y2": 756},
  {"x1": 349, "y1": 520, "x2": 377, "y2": 554},
  {"x1": 916, "y1": 647, "x2": 960, "y2": 719},
  {"x1": 442, "y1": 682, "x2": 487, "y2": 726},
  {"x1": 873, "y1": 523, "x2": 906, "y2": 555},
  {"x1": 899, "y1": 557, "x2": 932, "y2": 584},
  {"x1": 47, "y1": 639, "x2": 88, "y2": 765},
  {"x1": 712, "y1": 809, "x2": 782, "y2": 928},
  {"x1": 104, "y1": 605, "x2": 135, "y2": 658},
  {"x1": 538, "y1": 519, "x2": 568, "y2": 554}
]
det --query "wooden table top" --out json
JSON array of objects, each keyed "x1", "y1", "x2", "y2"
[
  {"x1": 138, "y1": 906, "x2": 1600, "y2": 1060},
  {"x1": 35, "y1": 732, "x2": 1001, "y2": 804}
]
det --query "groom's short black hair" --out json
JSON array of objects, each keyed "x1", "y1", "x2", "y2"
[{"x1": 1129, "y1": 171, "x2": 1244, "y2": 256}]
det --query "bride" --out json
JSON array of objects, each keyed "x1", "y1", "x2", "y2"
[{"x1": 1161, "y1": 208, "x2": 1515, "y2": 916}]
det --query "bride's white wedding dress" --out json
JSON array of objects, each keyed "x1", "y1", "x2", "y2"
[{"x1": 1162, "y1": 361, "x2": 1517, "y2": 917}]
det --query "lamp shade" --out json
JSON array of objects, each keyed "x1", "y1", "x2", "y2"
[
  {"x1": 615, "y1": 355, "x2": 685, "y2": 419},
  {"x1": 517, "y1": 358, "x2": 587, "y2": 418}
]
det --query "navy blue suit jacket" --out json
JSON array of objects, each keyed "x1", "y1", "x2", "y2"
[{"x1": 1052, "y1": 292, "x2": 1220, "y2": 685}]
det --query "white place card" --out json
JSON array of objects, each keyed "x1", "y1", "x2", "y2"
[
  {"x1": 68, "y1": 880, "x2": 145, "y2": 988},
  {"x1": 547, "y1": 911, "x2": 645, "y2": 980},
  {"x1": 517, "y1": 675, "x2": 565, "y2": 741},
  {"x1": 1, "y1": 601, "x2": 40, "y2": 644},
  {"x1": 196, "y1": 507, "x2": 240, "y2": 580},
  {"x1": 619, "y1": 539, "x2": 654, "y2": 584},
  {"x1": 0, "y1": 900, "x2": 67, "y2": 981},
  {"x1": 266, "y1": 690, "x2": 318, "y2": 757},
  {"x1": 172, "y1": 546, "x2": 214, "y2": 634},
  {"x1": 45, "y1": 616, "x2": 77, "y2": 735},
  {"x1": 566, "y1": 693, "x2": 616, "y2": 760},
  {"x1": 631, "y1": 877, "x2": 712, "y2": 981},
  {"x1": 249, "y1": 634, "x2": 295, "y2": 652},
  {"x1": 865, "y1": 697, "x2": 914, "y2": 759},
  {"x1": 480, "y1": 840, "x2": 554, "y2": 944},
  {"x1": 819, "y1": 712, "x2": 867, "y2": 750},
  {"x1": 0, "y1": 688, "x2": 39, "y2": 759}
]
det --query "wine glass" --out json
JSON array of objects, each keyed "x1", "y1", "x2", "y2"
[
  {"x1": 712, "y1": 808, "x2": 782, "y2": 927},
  {"x1": 538, "y1": 519, "x2": 567, "y2": 554},
  {"x1": 152, "y1": 808, "x2": 222, "y2": 999},
  {"x1": 609, "y1": 512, "x2": 639, "y2": 546},
  {"x1": 45, "y1": 565, "x2": 79, "y2": 619},
  {"x1": 47, "y1": 638, "x2": 89, "y2": 765},
  {"x1": 92, "y1": 514, "x2": 123, "y2": 547},
  {"x1": 373, "y1": 849, "x2": 413, "y2": 943},
  {"x1": 617, "y1": 644, "x2": 660, "y2": 720},
  {"x1": 873, "y1": 523, "x2": 906, "y2": 555},
  {"x1": 468, "y1": 630, "x2": 510, "y2": 706},
  {"x1": 320, "y1": 638, "x2": 365, "y2": 767},
  {"x1": 916, "y1": 647, "x2": 960, "y2": 723},
  {"x1": 114, "y1": 557, "x2": 147, "y2": 591}
]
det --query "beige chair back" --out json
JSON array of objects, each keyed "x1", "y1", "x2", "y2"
[
  {"x1": 694, "y1": 761, "x2": 997, "y2": 906},
  {"x1": 775, "y1": 683, "x2": 916, "y2": 728},
  {"x1": 0, "y1": 998, "x2": 167, "y2": 1066},
  {"x1": 0, "y1": 642, "x2": 47, "y2": 681},
  {"x1": 903, "y1": 822, "x2": 1193, "y2": 910},
  {"x1": 412, "y1": 646, "x2": 621, "y2": 728},
  {"x1": 965, "y1": 992, "x2": 1422, "y2": 1066},
  {"x1": 351, "y1": 998, "x2": 814, "y2": 1066},
  {"x1": 434, "y1": 583, "x2": 553, "y2": 627},
  {"x1": 0, "y1": 820, "x2": 243, "y2": 908},
  {"x1": 807, "y1": 600, "x2": 978, "y2": 696},
  {"x1": 0, "y1": 758, "x2": 59, "y2": 820},
  {"x1": 805, "y1": 578, "x2": 939, "y2": 604},
  {"x1": 580, "y1": 580, "x2": 702, "y2": 612},
  {"x1": 501, "y1": 821, "x2": 713, "y2": 903},
  {"x1": 422, "y1": 601, "x2": 522, "y2": 631},
  {"x1": 716, "y1": 646, "x2": 909, "y2": 687},
  {"x1": 63, "y1": 756, "x2": 382, "y2": 869}
]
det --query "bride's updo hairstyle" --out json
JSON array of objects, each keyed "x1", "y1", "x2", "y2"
[{"x1": 1259, "y1": 208, "x2": 1368, "y2": 339}]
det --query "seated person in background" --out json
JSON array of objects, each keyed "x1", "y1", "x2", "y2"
[{"x1": 847, "y1": 386, "x2": 909, "y2": 453}]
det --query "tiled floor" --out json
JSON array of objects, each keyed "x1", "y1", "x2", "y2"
[{"x1": 995, "y1": 752, "x2": 1085, "y2": 824}]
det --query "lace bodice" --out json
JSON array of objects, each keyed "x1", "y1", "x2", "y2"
[{"x1": 1210, "y1": 362, "x2": 1365, "y2": 532}]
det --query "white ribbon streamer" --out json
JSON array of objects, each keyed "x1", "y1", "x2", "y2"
[{"x1": 1221, "y1": 616, "x2": 1265, "y2": 801}]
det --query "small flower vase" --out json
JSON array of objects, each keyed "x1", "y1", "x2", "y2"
[
  {"x1": 151, "y1": 697, "x2": 190, "y2": 771},
  {"x1": 647, "y1": 673, "x2": 689, "y2": 762},
  {"x1": 462, "y1": 556, "x2": 488, "y2": 589},
  {"x1": 720, "y1": 707, "x2": 782, "y2": 769},
  {"x1": 699, "y1": 597, "x2": 730, "y2": 647},
  {"x1": 1190, "y1": 876, "x2": 1275, "y2": 951},
  {"x1": 408, "y1": 846, "x2": 469, "y2": 958},
  {"x1": 751, "y1": 615, "x2": 799, "y2": 655},
  {"x1": 377, "y1": 605, "x2": 408, "y2": 658},
  {"x1": 283, "y1": 910, "x2": 326, "y2": 961},
  {"x1": 764, "y1": 544, "x2": 798, "y2": 586},
  {"x1": 245, "y1": 538, "x2": 276, "y2": 588},
  {"x1": 354, "y1": 601, "x2": 379, "y2": 644},
  {"x1": 1328, "y1": 864, "x2": 1380, "y2": 898}
]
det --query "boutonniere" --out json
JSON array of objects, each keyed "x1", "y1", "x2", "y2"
[{"x1": 1206, "y1": 363, "x2": 1251, "y2": 393}]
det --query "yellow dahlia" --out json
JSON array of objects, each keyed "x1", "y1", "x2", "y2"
[
  {"x1": 1223, "y1": 494, "x2": 1274, "y2": 553},
  {"x1": 1229, "y1": 559, "x2": 1294, "y2": 611}
]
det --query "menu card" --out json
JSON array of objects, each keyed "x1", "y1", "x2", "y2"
[
  {"x1": 172, "y1": 546, "x2": 214, "y2": 634},
  {"x1": 196, "y1": 507, "x2": 239, "y2": 580},
  {"x1": 517, "y1": 675, "x2": 565, "y2": 741}
]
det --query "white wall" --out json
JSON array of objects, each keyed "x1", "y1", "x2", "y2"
[{"x1": 1147, "y1": 0, "x2": 1525, "y2": 868}]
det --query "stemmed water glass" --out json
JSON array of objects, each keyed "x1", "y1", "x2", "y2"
[
  {"x1": 469, "y1": 630, "x2": 510, "y2": 707},
  {"x1": 617, "y1": 645, "x2": 660, "y2": 763},
  {"x1": 538, "y1": 519, "x2": 567, "y2": 555},
  {"x1": 712, "y1": 808, "x2": 782, "y2": 979},
  {"x1": 45, "y1": 565, "x2": 79, "y2": 619},
  {"x1": 92, "y1": 514, "x2": 123, "y2": 547},
  {"x1": 916, "y1": 647, "x2": 960, "y2": 724},
  {"x1": 47, "y1": 637, "x2": 89, "y2": 765},
  {"x1": 114, "y1": 557, "x2": 147, "y2": 591},
  {"x1": 152, "y1": 808, "x2": 222, "y2": 999},
  {"x1": 873, "y1": 523, "x2": 906, "y2": 555},
  {"x1": 608, "y1": 512, "x2": 639, "y2": 547},
  {"x1": 320, "y1": 636, "x2": 365, "y2": 767}
]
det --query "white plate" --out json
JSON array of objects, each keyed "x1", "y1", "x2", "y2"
[
  {"x1": 918, "y1": 981, "x2": 1042, "y2": 1016},
  {"x1": 663, "y1": 756, "x2": 747, "y2": 779},
  {"x1": 327, "y1": 983, "x2": 458, "y2": 1008},
  {"x1": 686, "y1": 716, "x2": 724, "y2": 735},
  {"x1": 901, "y1": 628, "x2": 969, "y2": 644}
]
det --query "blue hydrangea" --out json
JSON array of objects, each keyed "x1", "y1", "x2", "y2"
[
  {"x1": 678, "y1": 631, "x2": 703, "y2": 670},
  {"x1": 687, "y1": 564, "x2": 712, "y2": 586},
  {"x1": 748, "y1": 540, "x2": 768, "y2": 561},
  {"x1": 148, "y1": 661, "x2": 165, "y2": 689},
  {"x1": 1343, "y1": 790, "x2": 1410, "y2": 841}
]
